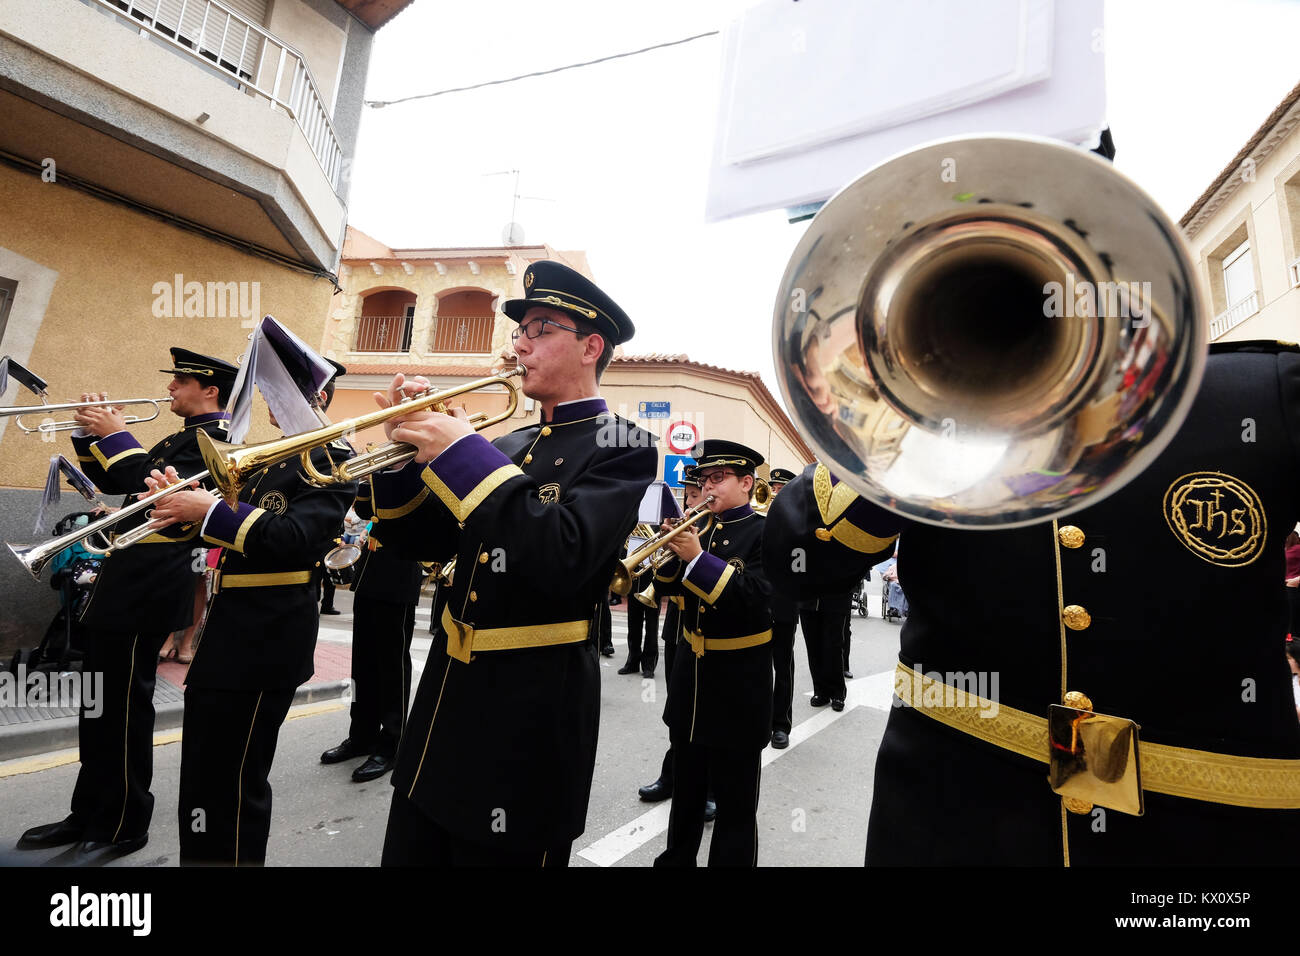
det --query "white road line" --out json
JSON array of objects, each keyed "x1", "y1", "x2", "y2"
[{"x1": 576, "y1": 667, "x2": 896, "y2": 866}]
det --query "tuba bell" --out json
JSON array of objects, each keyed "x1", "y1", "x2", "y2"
[{"x1": 775, "y1": 135, "x2": 1207, "y2": 529}]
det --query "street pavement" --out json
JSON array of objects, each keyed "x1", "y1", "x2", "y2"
[{"x1": 0, "y1": 582, "x2": 903, "y2": 867}]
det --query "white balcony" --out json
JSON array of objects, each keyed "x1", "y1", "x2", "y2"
[
  {"x1": 1209, "y1": 290, "x2": 1259, "y2": 340},
  {"x1": 1289, "y1": 256, "x2": 1300, "y2": 289}
]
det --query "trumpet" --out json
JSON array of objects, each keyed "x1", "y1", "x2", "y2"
[
  {"x1": 0, "y1": 396, "x2": 171, "y2": 434},
  {"x1": 750, "y1": 476, "x2": 772, "y2": 512},
  {"x1": 609, "y1": 496, "x2": 715, "y2": 596},
  {"x1": 7, "y1": 470, "x2": 210, "y2": 579},
  {"x1": 198, "y1": 365, "x2": 526, "y2": 506}
]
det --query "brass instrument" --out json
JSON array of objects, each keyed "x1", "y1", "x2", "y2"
[
  {"x1": 610, "y1": 496, "x2": 715, "y2": 596},
  {"x1": 774, "y1": 135, "x2": 1207, "y2": 528},
  {"x1": 197, "y1": 365, "x2": 526, "y2": 505},
  {"x1": 750, "y1": 476, "x2": 772, "y2": 512},
  {"x1": 0, "y1": 396, "x2": 171, "y2": 434},
  {"x1": 7, "y1": 470, "x2": 211, "y2": 578},
  {"x1": 434, "y1": 556, "x2": 456, "y2": 587}
]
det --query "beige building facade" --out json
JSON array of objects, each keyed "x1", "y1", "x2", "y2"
[{"x1": 1181, "y1": 79, "x2": 1300, "y2": 343}]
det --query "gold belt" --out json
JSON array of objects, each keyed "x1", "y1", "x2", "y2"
[
  {"x1": 440, "y1": 606, "x2": 589, "y2": 664},
  {"x1": 212, "y1": 570, "x2": 312, "y2": 594},
  {"x1": 895, "y1": 663, "x2": 1300, "y2": 810},
  {"x1": 684, "y1": 628, "x2": 772, "y2": 657}
]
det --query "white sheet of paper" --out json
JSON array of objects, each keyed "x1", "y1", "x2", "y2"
[{"x1": 705, "y1": 0, "x2": 1105, "y2": 221}]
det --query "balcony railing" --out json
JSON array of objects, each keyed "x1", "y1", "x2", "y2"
[
  {"x1": 1289, "y1": 256, "x2": 1300, "y2": 289},
  {"x1": 90, "y1": 0, "x2": 344, "y2": 190},
  {"x1": 1209, "y1": 289, "x2": 1259, "y2": 340},
  {"x1": 432, "y1": 315, "x2": 495, "y2": 354},
  {"x1": 355, "y1": 315, "x2": 413, "y2": 353}
]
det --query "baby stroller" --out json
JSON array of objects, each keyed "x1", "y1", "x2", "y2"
[
  {"x1": 12, "y1": 511, "x2": 100, "y2": 674},
  {"x1": 850, "y1": 572, "x2": 871, "y2": 618}
]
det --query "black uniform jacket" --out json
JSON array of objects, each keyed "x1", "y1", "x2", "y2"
[
  {"x1": 350, "y1": 481, "x2": 430, "y2": 604},
  {"x1": 70, "y1": 412, "x2": 230, "y2": 634},
  {"x1": 763, "y1": 342, "x2": 1300, "y2": 864},
  {"x1": 369, "y1": 397, "x2": 657, "y2": 850},
  {"x1": 184, "y1": 440, "x2": 357, "y2": 692},
  {"x1": 656, "y1": 503, "x2": 773, "y2": 750}
]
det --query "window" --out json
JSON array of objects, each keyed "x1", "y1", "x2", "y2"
[
  {"x1": 1221, "y1": 241, "x2": 1254, "y2": 307},
  {"x1": 355, "y1": 297, "x2": 416, "y2": 352},
  {"x1": 0, "y1": 277, "x2": 16, "y2": 345}
]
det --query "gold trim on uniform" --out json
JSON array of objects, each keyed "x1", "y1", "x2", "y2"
[
  {"x1": 812, "y1": 463, "x2": 898, "y2": 553},
  {"x1": 375, "y1": 485, "x2": 430, "y2": 519},
  {"x1": 424, "y1": 463, "x2": 522, "y2": 523},
  {"x1": 212, "y1": 569, "x2": 311, "y2": 593},
  {"x1": 440, "y1": 606, "x2": 589, "y2": 664},
  {"x1": 894, "y1": 664, "x2": 1300, "y2": 809},
  {"x1": 684, "y1": 560, "x2": 734, "y2": 604},
  {"x1": 1162, "y1": 471, "x2": 1267, "y2": 567},
  {"x1": 92, "y1": 444, "x2": 147, "y2": 470}
]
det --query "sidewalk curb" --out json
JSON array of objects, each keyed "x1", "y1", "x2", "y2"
[{"x1": 0, "y1": 679, "x2": 351, "y2": 764}]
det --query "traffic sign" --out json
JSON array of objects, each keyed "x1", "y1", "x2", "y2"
[
  {"x1": 638, "y1": 401, "x2": 671, "y2": 419},
  {"x1": 664, "y1": 455, "x2": 696, "y2": 488},
  {"x1": 665, "y1": 420, "x2": 699, "y2": 454}
]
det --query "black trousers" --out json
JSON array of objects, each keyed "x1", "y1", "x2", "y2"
[
  {"x1": 381, "y1": 790, "x2": 571, "y2": 866},
  {"x1": 320, "y1": 576, "x2": 336, "y2": 611},
  {"x1": 771, "y1": 616, "x2": 797, "y2": 733},
  {"x1": 599, "y1": 600, "x2": 613, "y2": 653},
  {"x1": 655, "y1": 741, "x2": 761, "y2": 867},
  {"x1": 800, "y1": 606, "x2": 847, "y2": 701},
  {"x1": 625, "y1": 598, "x2": 660, "y2": 672},
  {"x1": 69, "y1": 627, "x2": 169, "y2": 842},
  {"x1": 349, "y1": 596, "x2": 415, "y2": 758},
  {"x1": 178, "y1": 686, "x2": 294, "y2": 866},
  {"x1": 656, "y1": 605, "x2": 681, "y2": 787}
]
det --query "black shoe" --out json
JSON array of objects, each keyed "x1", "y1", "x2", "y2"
[
  {"x1": 810, "y1": 695, "x2": 830, "y2": 707},
  {"x1": 321, "y1": 737, "x2": 371, "y2": 764},
  {"x1": 844, "y1": 669, "x2": 854, "y2": 679},
  {"x1": 16, "y1": 818, "x2": 84, "y2": 850},
  {"x1": 617, "y1": 662, "x2": 641, "y2": 674},
  {"x1": 641, "y1": 669, "x2": 655, "y2": 679},
  {"x1": 320, "y1": 607, "x2": 341, "y2": 615},
  {"x1": 831, "y1": 699, "x2": 846, "y2": 712},
  {"x1": 600, "y1": 646, "x2": 615, "y2": 657},
  {"x1": 351, "y1": 754, "x2": 394, "y2": 783},
  {"x1": 703, "y1": 800, "x2": 717, "y2": 823},
  {"x1": 638, "y1": 779, "x2": 672, "y2": 802},
  {"x1": 71, "y1": 833, "x2": 149, "y2": 866},
  {"x1": 771, "y1": 730, "x2": 790, "y2": 749}
]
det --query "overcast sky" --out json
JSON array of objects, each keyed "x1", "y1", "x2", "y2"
[{"x1": 346, "y1": 0, "x2": 1300, "y2": 400}]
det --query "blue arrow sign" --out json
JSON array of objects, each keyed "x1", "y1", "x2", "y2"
[{"x1": 664, "y1": 454, "x2": 695, "y2": 488}]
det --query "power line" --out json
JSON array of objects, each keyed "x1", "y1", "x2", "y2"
[{"x1": 365, "y1": 30, "x2": 720, "y2": 109}]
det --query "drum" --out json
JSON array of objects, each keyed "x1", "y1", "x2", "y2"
[{"x1": 324, "y1": 542, "x2": 361, "y2": 589}]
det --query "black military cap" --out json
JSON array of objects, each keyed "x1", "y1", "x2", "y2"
[
  {"x1": 502, "y1": 260, "x2": 635, "y2": 345},
  {"x1": 692, "y1": 439, "x2": 764, "y2": 474},
  {"x1": 770, "y1": 467, "x2": 797, "y2": 485},
  {"x1": 681, "y1": 465, "x2": 701, "y2": 488},
  {"x1": 160, "y1": 347, "x2": 238, "y2": 387}
]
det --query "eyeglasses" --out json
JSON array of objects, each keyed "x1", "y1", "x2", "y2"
[
  {"x1": 699, "y1": 470, "x2": 738, "y2": 486},
  {"x1": 511, "y1": 317, "x2": 583, "y2": 343}
]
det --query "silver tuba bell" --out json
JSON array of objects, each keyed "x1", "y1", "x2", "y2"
[{"x1": 774, "y1": 134, "x2": 1208, "y2": 529}]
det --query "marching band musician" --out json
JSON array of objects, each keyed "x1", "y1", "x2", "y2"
[
  {"x1": 319, "y1": 480, "x2": 424, "y2": 783},
  {"x1": 763, "y1": 342, "x2": 1300, "y2": 865},
  {"x1": 142, "y1": 361, "x2": 357, "y2": 866},
  {"x1": 653, "y1": 440, "x2": 773, "y2": 867},
  {"x1": 15, "y1": 348, "x2": 236, "y2": 864},
  {"x1": 365, "y1": 261, "x2": 657, "y2": 866},
  {"x1": 767, "y1": 466, "x2": 798, "y2": 749}
]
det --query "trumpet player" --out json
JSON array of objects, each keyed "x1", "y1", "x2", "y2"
[
  {"x1": 366, "y1": 261, "x2": 657, "y2": 866},
  {"x1": 653, "y1": 440, "x2": 773, "y2": 867},
  {"x1": 143, "y1": 360, "x2": 356, "y2": 866},
  {"x1": 15, "y1": 348, "x2": 236, "y2": 864}
]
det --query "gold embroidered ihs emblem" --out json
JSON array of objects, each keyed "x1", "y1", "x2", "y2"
[
  {"x1": 524, "y1": 270, "x2": 535, "y2": 289},
  {"x1": 1163, "y1": 471, "x2": 1266, "y2": 566},
  {"x1": 538, "y1": 482, "x2": 561, "y2": 505},
  {"x1": 727, "y1": 557, "x2": 746, "y2": 572},
  {"x1": 258, "y1": 490, "x2": 289, "y2": 515}
]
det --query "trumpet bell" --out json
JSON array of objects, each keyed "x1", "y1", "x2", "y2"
[{"x1": 775, "y1": 135, "x2": 1207, "y2": 529}]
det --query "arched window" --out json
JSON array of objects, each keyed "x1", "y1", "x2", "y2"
[
  {"x1": 355, "y1": 289, "x2": 416, "y2": 352},
  {"x1": 432, "y1": 289, "x2": 496, "y2": 353}
]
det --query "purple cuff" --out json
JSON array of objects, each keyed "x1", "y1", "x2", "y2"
[
  {"x1": 422, "y1": 434, "x2": 520, "y2": 522},
  {"x1": 684, "y1": 551, "x2": 731, "y2": 602},
  {"x1": 91, "y1": 431, "x2": 147, "y2": 469},
  {"x1": 203, "y1": 500, "x2": 261, "y2": 551}
]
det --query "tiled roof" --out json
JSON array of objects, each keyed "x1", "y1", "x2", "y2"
[{"x1": 1180, "y1": 77, "x2": 1300, "y2": 230}]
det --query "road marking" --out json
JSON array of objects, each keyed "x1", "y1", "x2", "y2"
[{"x1": 576, "y1": 668, "x2": 896, "y2": 866}]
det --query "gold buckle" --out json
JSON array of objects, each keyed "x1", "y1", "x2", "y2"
[{"x1": 1048, "y1": 704, "x2": 1144, "y2": 816}]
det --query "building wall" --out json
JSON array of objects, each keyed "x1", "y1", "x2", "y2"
[
  {"x1": 0, "y1": 162, "x2": 337, "y2": 489},
  {"x1": 1186, "y1": 116, "x2": 1300, "y2": 343}
]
